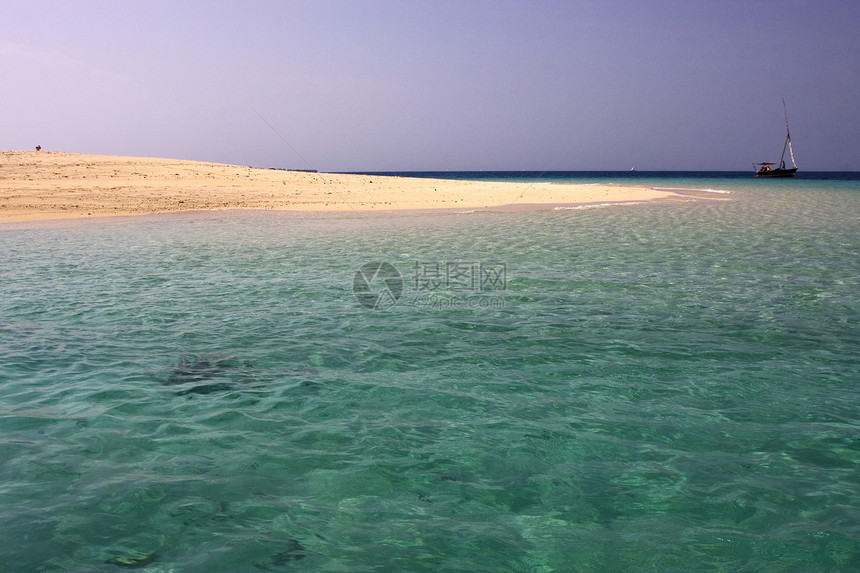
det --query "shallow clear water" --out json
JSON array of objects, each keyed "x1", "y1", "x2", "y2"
[{"x1": 1, "y1": 176, "x2": 859, "y2": 571}]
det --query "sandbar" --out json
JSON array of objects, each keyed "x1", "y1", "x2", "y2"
[{"x1": 1, "y1": 151, "x2": 694, "y2": 223}]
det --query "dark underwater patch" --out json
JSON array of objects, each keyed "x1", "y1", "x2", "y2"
[
  {"x1": 166, "y1": 357, "x2": 236, "y2": 385},
  {"x1": 253, "y1": 539, "x2": 307, "y2": 569},
  {"x1": 174, "y1": 382, "x2": 236, "y2": 396},
  {"x1": 165, "y1": 356, "x2": 251, "y2": 396},
  {"x1": 104, "y1": 550, "x2": 159, "y2": 569},
  {"x1": 163, "y1": 356, "x2": 323, "y2": 397}
]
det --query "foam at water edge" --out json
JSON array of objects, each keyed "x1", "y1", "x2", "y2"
[
  {"x1": 554, "y1": 201, "x2": 643, "y2": 210},
  {"x1": 652, "y1": 187, "x2": 732, "y2": 194}
]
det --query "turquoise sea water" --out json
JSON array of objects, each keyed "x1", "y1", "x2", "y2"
[{"x1": 1, "y1": 174, "x2": 859, "y2": 571}]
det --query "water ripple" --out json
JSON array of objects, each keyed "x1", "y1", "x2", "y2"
[{"x1": 1, "y1": 183, "x2": 859, "y2": 571}]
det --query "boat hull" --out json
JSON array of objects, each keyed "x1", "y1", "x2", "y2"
[{"x1": 755, "y1": 167, "x2": 797, "y2": 178}]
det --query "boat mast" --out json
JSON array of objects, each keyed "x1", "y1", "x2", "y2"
[{"x1": 781, "y1": 97, "x2": 797, "y2": 169}]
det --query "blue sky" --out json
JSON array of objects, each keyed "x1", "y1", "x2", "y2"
[{"x1": 2, "y1": 0, "x2": 858, "y2": 171}]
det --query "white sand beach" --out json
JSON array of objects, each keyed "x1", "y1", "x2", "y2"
[{"x1": 1, "y1": 151, "x2": 688, "y2": 222}]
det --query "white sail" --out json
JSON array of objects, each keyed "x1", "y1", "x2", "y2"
[{"x1": 782, "y1": 98, "x2": 797, "y2": 169}]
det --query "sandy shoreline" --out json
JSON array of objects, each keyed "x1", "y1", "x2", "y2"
[{"x1": 1, "y1": 151, "x2": 693, "y2": 223}]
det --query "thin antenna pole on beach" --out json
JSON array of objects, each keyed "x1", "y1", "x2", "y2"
[{"x1": 253, "y1": 109, "x2": 370, "y2": 226}]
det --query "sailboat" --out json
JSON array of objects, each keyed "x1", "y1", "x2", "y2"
[{"x1": 754, "y1": 98, "x2": 797, "y2": 177}]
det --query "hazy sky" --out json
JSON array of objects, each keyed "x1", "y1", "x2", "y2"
[{"x1": 3, "y1": 0, "x2": 858, "y2": 171}]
